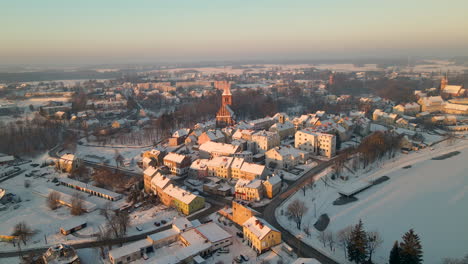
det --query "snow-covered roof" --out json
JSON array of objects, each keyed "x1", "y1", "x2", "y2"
[
  {"x1": 172, "y1": 128, "x2": 190, "y2": 138},
  {"x1": 243, "y1": 216, "x2": 279, "y2": 240},
  {"x1": 151, "y1": 172, "x2": 172, "y2": 190},
  {"x1": 443, "y1": 85, "x2": 462, "y2": 94},
  {"x1": 163, "y1": 184, "x2": 200, "y2": 204},
  {"x1": 190, "y1": 159, "x2": 209, "y2": 170},
  {"x1": 60, "y1": 154, "x2": 75, "y2": 162},
  {"x1": 144, "y1": 166, "x2": 158, "y2": 176},
  {"x1": 0, "y1": 155, "x2": 14, "y2": 163},
  {"x1": 269, "y1": 146, "x2": 307, "y2": 158},
  {"x1": 109, "y1": 239, "x2": 152, "y2": 260},
  {"x1": 58, "y1": 178, "x2": 122, "y2": 200},
  {"x1": 266, "y1": 174, "x2": 281, "y2": 186},
  {"x1": 147, "y1": 228, "x2": 179, "y2": 243},
  {"x1": 172, "y1": 217, "x2": 193, "y2": 232},
  {"x1": 207, "y1": 156, "x2": 234, "y2": 168},
  {"x1": 199, "y1": 141, "x2": 240, "y2": 155},
  {"x1": 444, "y1": 103, "x2": 468, "y2": 111},
  {"x1": 195, "y1": 222, "x2": 232, "y2": 243},
  {"x1": 246, "y1": 179, "x2": 263, "y2": 189},
  {"x1": 164, "y1": 152, "x2": 188, "y2": 164},
  {"x1": 240, "y1": 162, "x2": 265, "y2": 175}
]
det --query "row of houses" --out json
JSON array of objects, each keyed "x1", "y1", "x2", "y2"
[
  {"x1": 144, "y1": 170, "x2": 205, "y2": 215},
  {"x1": 189, "y1": 157, "x2": 266, "y2": 180},
  {"x1": 234, "y1": 174, "x2": 282, "y2": 201}
]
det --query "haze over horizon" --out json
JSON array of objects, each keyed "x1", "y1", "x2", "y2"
[{"x1": 1, "y1": 0, "x2": 468, "y2": 65}]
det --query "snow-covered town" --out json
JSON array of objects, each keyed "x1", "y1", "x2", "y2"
[
  {"x1": 2, "y1": 2, "x2": 468, "y2": 264},
  {"x1": 1, "y1": 60, "x2": 468, "y2": 264}
]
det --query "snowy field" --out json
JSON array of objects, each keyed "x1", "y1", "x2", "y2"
[
  {"x1": 277, "y1": 138, "x2": 468, "y2": 264},
  {"x1": 0, "y1": 152, "x2": 178, "y2": 254},
  {"x1": 74, "y1": 144, "x2": 151, "y2": 170}
]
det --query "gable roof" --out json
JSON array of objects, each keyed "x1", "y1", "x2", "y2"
[{"x1": 243, "y1": 216, "x2": 279, "y2": 240}]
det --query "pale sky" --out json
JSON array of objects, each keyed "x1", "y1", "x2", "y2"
[{"x1": 1, "y1": 0, "x2": 468, "y2": 64}]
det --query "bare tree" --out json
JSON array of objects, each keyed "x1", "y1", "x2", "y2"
[
  {"x1": 286, "y1": 199, "x2": 308, "y2": 229},
  {"x1": 337, "y1": 226, "x2": 353, "y2": 258},
  {"x1": 100, "y1": 202, "x2": 130, "y2": 239},
  {"x1": 303, "y1": 224, "x2": 311, "y2": 238},
  {"x1": 366, "y1": 230, "x2": 383, "y2": 262},
  {"x1": 326, "y1": 231, "x2": 336, "y2": 251},
  {"x1": 114, "y1": 150, "x2": 124, "y2": 168},
  {"x1": 317, "y1": 230, "x2": 327, "y2": 247},
  {"x1": 47, "y1": 191, "x2": 61, "y2": 210},
  {"x1": 11, "y1": 222, "x2": 35, "y2": 246},
  {"x1": 96, "y1": 227, "x2": 112, "y2": 259},
  {"x1": 70, "y1": 192, "x2": 85, "y2": 215}
]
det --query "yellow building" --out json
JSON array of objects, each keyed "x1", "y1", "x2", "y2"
[
  {"x1": 243, "y1": 216, "x2": 281, "y2": 253},
  {"x1": 232, "y1": 201, "x2": 260, "y2": 226},
  {"x1": 162, "y1": 184, "x2": 205, "y2": 215},
  {"x1": 262, "y1": 175, "x2": 282, "y2": 199}
]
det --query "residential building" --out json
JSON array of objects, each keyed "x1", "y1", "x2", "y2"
[
  {"x1": 265, "y1": 146, "x2": 308, "y2": 170},
  {"x1": 56, "y1": 154, "x2": 81, "y2": 173},
  {"x1": 269, "y1": 121, "x2": 295, "y2": 140},
  {"x1": 418, "y1": 96, "x2": 444, "y2": 113},
  {"x1": 160, "y1": 183, "x2": 205, "y2": 215},
  {"x1": 263, "y1": 175, "x2": 282, "y2": 199},
  {"x1": 243, "y1": 216, "x2": 281, "y2": 253},
  {"x1": 163, "y1": 152, "x2": 191, "y2": 176},
  {"x1": 295, "y1": 129, "x2": 336, "y2": 158},
  {"x1": 372, "y1": 109, "x2": 398, "y2": 124},
  {"x1": 43, "y1": 244, "x2": 80, "y2": 264},
  {"x1": 143, "y1": 166, "x2": 158, "y2": 193},
  {"x1": 198, "y1": 130, "x2": 225, "y2": 145},
  {"x1": 232, "y1": 201, "x2": 260, "y2": 226},
  {"x1": 199, "y1": 141, "x2": 240, "y2": 159},
  {"x1": 393, "y1": 102, "x2": 420, "y2": 116},
  {"x1": 235, "y1": 179, "x2": 264, "y2": 201},
  {"x1": 251, "y1": 130, "x2": 281, "y2": 153}
]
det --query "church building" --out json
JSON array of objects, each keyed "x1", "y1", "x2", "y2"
[{"x1": 216, "y1": 81, "x2": 236, "y2": 127}]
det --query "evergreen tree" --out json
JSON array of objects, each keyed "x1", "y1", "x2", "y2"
[
  {"x1": 400, "y1": 229, "x2": 423, "y2": 264},
  {"x1": 347, "y1": 220, "x2": 368, "y2": 264},
  {"x1": 389, "y1": 241, "x2": 401, "y2": 264}
]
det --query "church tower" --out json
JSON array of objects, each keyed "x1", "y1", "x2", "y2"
[
  {"x1": 441, "y1": 74, "x2": 448, "y2": 91},
  {"x1": 216, "y1": 82, "x2": 235, "y2": 127},
  {"x1": 328, "y1": 72, "x2": 335, "y2": 86}
]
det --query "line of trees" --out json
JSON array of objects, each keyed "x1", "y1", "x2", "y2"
[{"x1": 0, "y1": 115, "x2": 64, "y2": 155}]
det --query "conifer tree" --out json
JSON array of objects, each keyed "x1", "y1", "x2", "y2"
[
  {"x1": 389, "y1": 241, "x2": 401, "y2": 264},
  {"x1": 400, "y1": 229, "x2": 423, "y2": 264},
  {"x1": 347, "y1": 219, "x2": 368, "y2": 264}
]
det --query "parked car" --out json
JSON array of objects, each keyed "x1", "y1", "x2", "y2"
[
  {"x1": 136, "y1": 226, "x2": 143, "y2": 231},
  {"x1": 218, "y1": 248, "x2": 229, "y2": 253},
  {"x1": 240, "y1": 255, "x2": 249, "y2": 261},
  {"x1": 236, "y1": 232, "x2": 244, "y2": 238},
  {"x1": 161, "y1": 220, "x2": 167, "y2": 224},
  {"x1": 154, "y1": 222, "x2": 160, "y2": 227},
  {"x1": 234, "y1": 256, "x2": 243, "y2": 263}
]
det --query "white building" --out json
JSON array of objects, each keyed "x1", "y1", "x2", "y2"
[
  {"x1": 295, "y1": 129, "x2": 336, "y2": 158},
  {"x1": 251, "y1": 130, "x2": 281, "y2": 153}
]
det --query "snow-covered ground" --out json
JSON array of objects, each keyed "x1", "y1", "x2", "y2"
[
  {"x1": 0, "y1": 152, "x2": 178, "y2": 253},
  {"x1": 74, "y1": 144, "x2": 151, "y2": 170},
  {"x1": 277, "y1": 138, "x2": 468, "y2": 264}
]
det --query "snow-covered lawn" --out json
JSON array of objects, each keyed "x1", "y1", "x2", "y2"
[
  {"x1": 277, "y1": 139, "x2": 468, "y2": 264},
  {"x1": 74, "y1": 144, "x2": 150, "y2": 170}
]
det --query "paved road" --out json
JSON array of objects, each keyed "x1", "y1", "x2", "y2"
[{"x1": 261, "y1": 159, "x2": 340, "y2": 264}]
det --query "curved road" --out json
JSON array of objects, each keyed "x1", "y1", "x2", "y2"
[{"x1": 261, "y1": 159, "x2": 340, "y2": 264}]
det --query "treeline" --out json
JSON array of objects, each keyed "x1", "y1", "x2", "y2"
[
  {"x1": 232, "y1": 90, "x2": 278, "y2": 120},
  {"x1": 0, "y1": 116, "x2": 64, "y2": 155},
  {"x1": 329, "y1": 76, "x2": 434, "y2": 103},
  {"x1": 356, "y1": 131, "x2": 402, "y2": 168}
]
